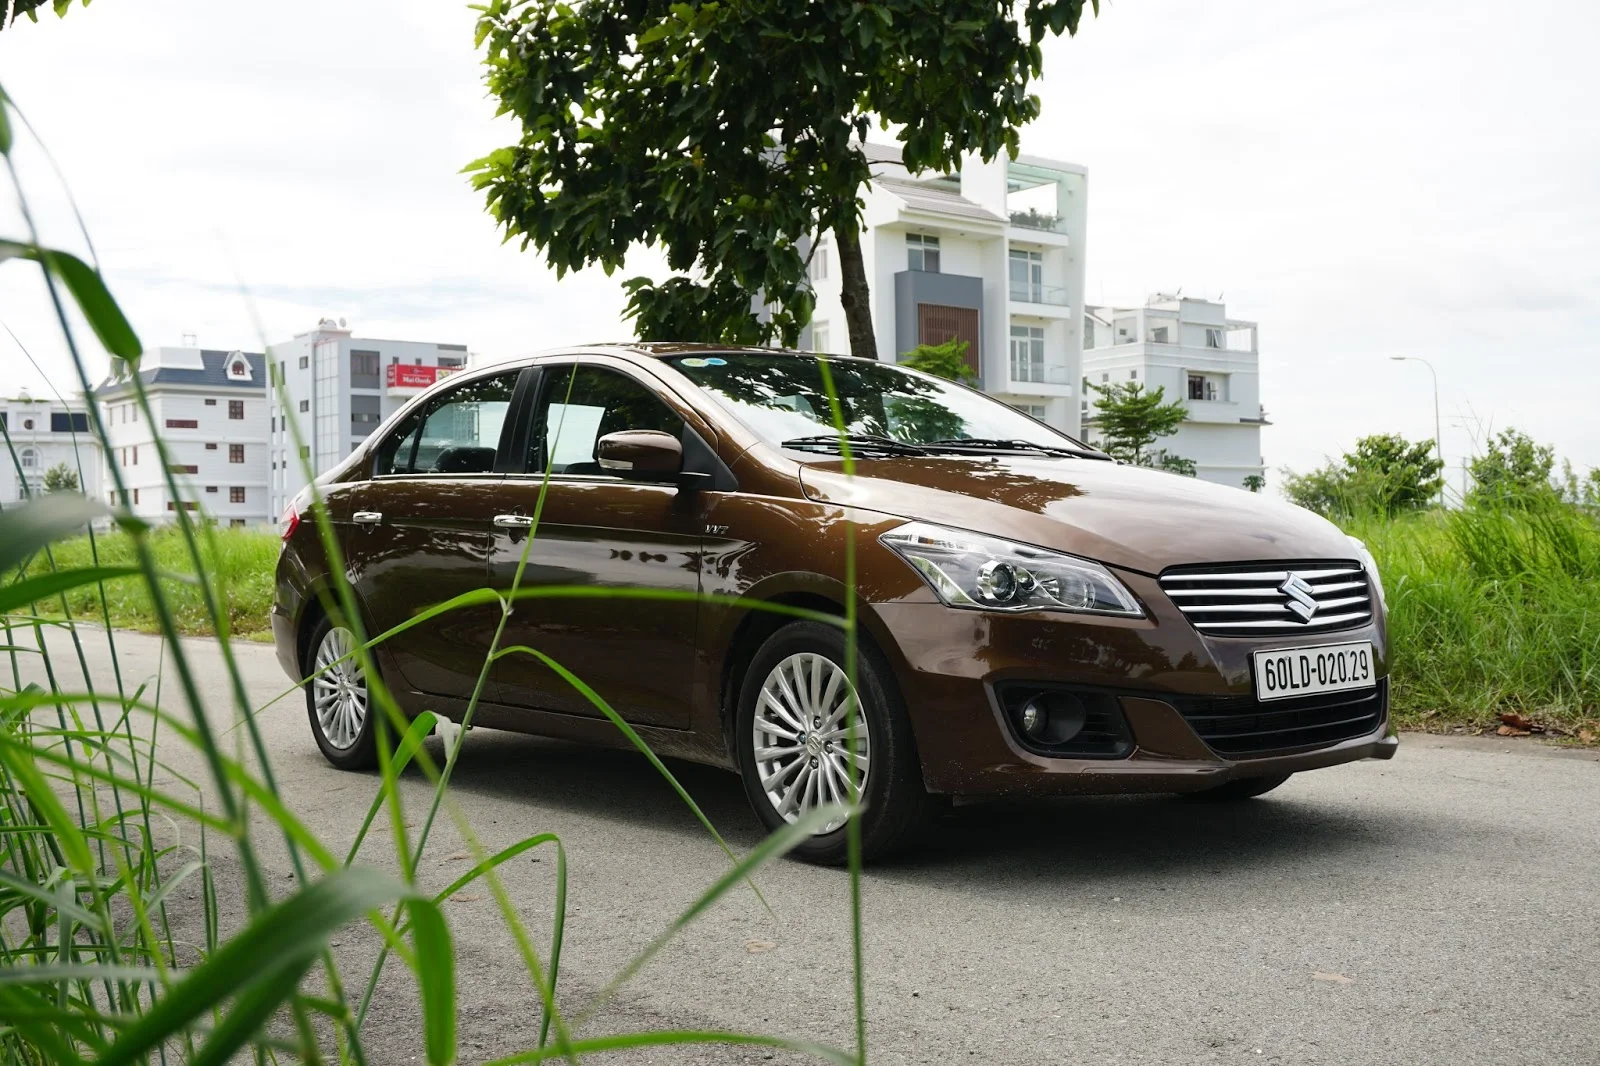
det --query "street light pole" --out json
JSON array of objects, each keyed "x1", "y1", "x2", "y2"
[{"x1": 1390, "y1": 356, "x2": 1443, "y2": 505}]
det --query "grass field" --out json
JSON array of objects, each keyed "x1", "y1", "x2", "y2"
[
  {"x1": 24, "y1": 523, "x2": 280, "y2": 639},
  {"x1": 26, "y1": 502, "x2": 1600, "y2": 731}
]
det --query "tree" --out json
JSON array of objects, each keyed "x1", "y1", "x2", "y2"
[
  {"x1": 1088, "y1": 381, "x2": 1190, "y2": 468},
  {"x1": 41, "y1": 461, "x2": 79, "y2": 494},
  {"x1": 1, "y1": 1, "x2": 86, "y2": 32},
  {"x1": 1467, "y1": 428, "x2": 1556, "y2": 507},
  {"x1": 1281, "y1": 433, "x2": 1443, "y2": 517},
  {"x1": 1243, "y1": 473, "x2": 1266, "y2": 493},
  {"x1": 469, "y1": 0, "x2": 1098, "y2": 358},
  {"x1": 898, "y1": 337, "x2": 975, "y2": 384},
  {"x1": 1559, "y1": 460, "x2": 1600, "y2": 511}
]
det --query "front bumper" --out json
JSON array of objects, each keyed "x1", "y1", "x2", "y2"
[{"x1": 873, "y1": 570, "x2": 1394, "y2": 797}]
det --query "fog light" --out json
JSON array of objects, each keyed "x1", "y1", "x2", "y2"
[{"x1": 1019, "y1": 697, "x2": 1049, "y2": 738}]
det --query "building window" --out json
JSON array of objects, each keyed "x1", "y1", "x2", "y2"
[
  {"x1": 437, "y1": 356, "x2": 465, "y2": 369},
  {"x1": 204, "y1": 398, "x2": 217, "y2": 406},
  {"x1": 279, "y1": 360, "x2": 287, "y2": 381},
  {"x1": 811, "y1": 242, "x2": 829, "y2": 281},
  {"x1": 229, "y1": 400, "x2": 244, "y2": 420},
  {"x1": 19, "y1": 448, "x2": 36, "y2": 468},
  {"x1": 22, "y1": 418, "x2": 33, "y2": 430},
  {"x1": 1083, "y1": 317, "x2": 1096, "y2": 350},
  {"x1": 50, "y1": 412, "x2": 89, "y2": 432},
  {"x1": 229, "y1": 444, "x2": 245, "y2": 463},
  {"x1": 300, "y1": 445, "x2": 310, "y2": 459},
  {"x1": 1008, "y1": 248, "x2": 1043, "y2": 303},
  {"x1": 168, "y1": 464, "x2": 198, "y2": 475},
  {"x1": 205, "y1": 442, "x2": 218, "y2": 450},
  {"x1": 298, "y1": 355, "x2": 309, "y2": 369},
  {"x1": 1187, "y1": 374, "x2": 1224, "y2": 402},
  {"x1": 229, "y1": 519, "x2": 247, "y2": 528},
  {"x1": 131, "y1": 445, "x2": 138, "y2": 465},
  {"x1": 166, "y1": 500, "x2": 198, "y2": 512},
  {"x1": 812, "y1": 323, "x2": 830, "y2": 354},
  {"x1": 1009, "y1": 325, "x2": 1045, "y2": 383},
  {"x1": 1130, "y1": 370, "x2": 1138, "y2": 380},
  {"x1": 205, "y1": 486, "x2": 218, "y2": 493},
  {"x1": 906, "y1": 233, "x2": 940, "y2": 273},
  {"x1": 229, "y1": 487, "x2": 245, "y2": 504},
  {"x1": 1150, "y1": 326, "x2": 1169, "y2": 344},
  {"x1": 1205, "y1": 328, "x2": 1223, "y2": 349},
  {"x1": 166, "y1": 418, "x2": 198, "y2": 429},
  {"x1": 298, "y1": 400, "x2": 309, "y2": 413},
  {"x1": 351, "y1": 350, "x2": 381, "y2": 377},
  {"x1": 1010, "y1": 403, "x2": 1047, "y2": 420},
  {"x1": 133, "y1": 488, "x2": 139, "y2": 505}
]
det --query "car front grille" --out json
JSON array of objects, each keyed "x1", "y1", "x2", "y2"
[
  {"x1": 1159, "y1": 561, "x2": 1374, "y2": 636},
  {"x1": 1172, "y1": 680, "x2": 1388, "y2": 757}
]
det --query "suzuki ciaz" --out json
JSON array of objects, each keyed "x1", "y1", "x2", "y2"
[{"x1": 274, "y1": 345, "x2": 1396, "y2": 864}]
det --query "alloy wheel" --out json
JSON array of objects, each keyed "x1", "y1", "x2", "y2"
[
  {"x1": 750, "y1": 652, "x2": 871, "y2": 834},
  {"x1": 312, "y1": 626, "x2": 368, "y2": 751}
]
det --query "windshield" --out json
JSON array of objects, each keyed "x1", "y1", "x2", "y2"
[{"x1": 665, "y1": 353, "x2": 1094, "y2": 452}]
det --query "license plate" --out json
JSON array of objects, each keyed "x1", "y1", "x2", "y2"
[{"x1": 1252, "y1": 641, "x2": 1376, "y2": 702}]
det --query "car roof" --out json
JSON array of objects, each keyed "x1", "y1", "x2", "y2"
[{"x1": 577, "y1": 342, "x2": 872, "y2": 362}]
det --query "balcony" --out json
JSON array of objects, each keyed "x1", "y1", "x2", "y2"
[
  {"x1": 1007, "y1": 208, "x2": 1068, "y2": 234},
  {"x1": 1003, "y1": 362, "x2": 1075, "y2": 398},
  {"x1": 1008, "y1": 283, "x2": 1071, "y2": 308}
]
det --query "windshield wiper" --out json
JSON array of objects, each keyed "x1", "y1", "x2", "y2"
[
  {"x1": 921, "y1": 437, "x2": 1107, "y2": 459},
  {"x1": 780, "y1": 433, "x2": 929, "y2": 456}
]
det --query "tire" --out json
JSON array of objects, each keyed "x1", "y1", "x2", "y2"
[
  {"x1": 304, "y1": 615, "x2": 381, "y2": 771},
  {"x1": 1183, "y1": 773, "x2": 1293, "y2": 802},
  {"x1": 735, "y1": 621, "x2": 934, "y2": 865}
]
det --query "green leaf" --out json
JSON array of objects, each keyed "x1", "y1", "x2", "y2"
[
  {"x1": 0, "y1": 241, "x2": 141, "y2": 359},
  {"x1": 407, "y1": 898, "x2": 456, "y2": 1066},
  {"x1": 97, "y1": 866, "x2": 420, "y2": 1066},
  {"x1": 0, "y1": 493, "x2": 109, "y2": 574},
  {"x1": 0, "y1": 741, "x2": 94, "y2": 875},
  {"x1": 0, "y1": 88, "x2": 12, "y2": 156},
  {"x1": 0, "y1": 565, "x2": 143, "y2": 614}
]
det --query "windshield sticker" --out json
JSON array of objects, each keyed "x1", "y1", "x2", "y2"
[
  {"x1": 679, "y1": 357, "x2": 709, "y2": 368},
  {"x1": 704, "y1": 357, "x2": 728, "y2": 366}
]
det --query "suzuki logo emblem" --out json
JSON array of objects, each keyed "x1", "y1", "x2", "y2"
[{"x1": 1280, "y1": 573, "x2": 1319, "y2": 622}]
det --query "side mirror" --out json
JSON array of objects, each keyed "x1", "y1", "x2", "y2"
[{"x1": 596, "y1": 430, "x2": 684, "y2": 482}]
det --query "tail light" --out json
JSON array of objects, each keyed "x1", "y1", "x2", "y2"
[{"x1": 280, "y1": 504, "x2": 301, "y2": 543}]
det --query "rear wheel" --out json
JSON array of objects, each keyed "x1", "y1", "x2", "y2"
[
  {"x1": 1183, "y1": 773, "x2": 1293, "y2": 802},
  {"x1": 305, "y1": 617, "x2": 379, "y2": 771},
  {"x1": 735, "y1": 621, "x2": 933, "y2": 865}
]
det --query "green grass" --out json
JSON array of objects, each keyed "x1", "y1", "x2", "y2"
[
  {"x1": 22, "y1": 525, "x2": 280, "y2": 639},
  {"x1": 1345, "y1": 501, "x2": 1600, "y2": 732}
]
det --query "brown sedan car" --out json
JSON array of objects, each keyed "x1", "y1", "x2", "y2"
[{"x1": 273, "y1": 345, "x2": 1396, "y2": 863}]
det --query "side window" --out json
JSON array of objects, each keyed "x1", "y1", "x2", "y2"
[
  {"x1": 374, "y1": 371, "x2": 518, "y2": 476},
  {"x1": 532, "y1": 365, "x2": 684, "y2": 476}
]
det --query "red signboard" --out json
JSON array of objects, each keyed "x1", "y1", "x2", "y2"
[{"x1": 386, "y1": 364, "x2": 459, "y2": 389}]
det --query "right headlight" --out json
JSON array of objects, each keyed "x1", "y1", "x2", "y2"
[{"x1": 880, "y1": 521, "x2": 1144, "y2": 617}]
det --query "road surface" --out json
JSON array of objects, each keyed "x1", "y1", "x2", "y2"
[{"x1": 24, "y1": 627, "x2": 1600, "y2": 1064}]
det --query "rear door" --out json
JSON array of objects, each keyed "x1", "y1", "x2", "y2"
[
  {"x1": 486, "y1": 361, "x2": 704, "y2": 728},
  {"x1": 341, "y1": 367, "x2": 529, "y2": 699}
]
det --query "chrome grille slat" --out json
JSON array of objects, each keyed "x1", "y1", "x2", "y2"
[{"x1": 1161, "y1": 561, "x2": 1374, "y2": 637}]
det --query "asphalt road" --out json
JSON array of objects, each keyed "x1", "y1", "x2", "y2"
[{"x1": 26, "y1": 627, "x2": 1600, "y2": 1065}]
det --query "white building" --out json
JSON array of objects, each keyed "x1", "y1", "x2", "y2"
[
  {"x1": 802, "y1": 144, "x2": 1090, "y2": 434},
  {"x1": 0, "y1": 392, "x2": 103, "y2": 505},
  {"x1": 93, "y1": 348, "x2": 271, "y2": 525},
  {"x1": 1081, "y1": 294, "x2": 1267, "y2": 489},
  {"x1": 265, "y1": 320, "x2": 470, "y2": 518}
]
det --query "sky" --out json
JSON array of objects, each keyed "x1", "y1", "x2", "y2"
[{"x1": 1, "y1": 0, "x2": 1596, "y2": 488}]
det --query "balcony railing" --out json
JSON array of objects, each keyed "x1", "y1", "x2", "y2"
[
  {"x1": 1008, "y1": 208, "x2": 1067, "y2": 233},
  {"x1": 1008, "y1": 283, "x2": 1070, "y2": 306},
  {"x1": 1008, "y1": 362, "x2": 1074, "y2": 387}
]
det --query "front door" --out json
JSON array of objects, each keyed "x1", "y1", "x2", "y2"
[
  {"x1": 487, "y1": 362, "x2": 702, "y2": 728},
  {"x1": 341, "y1": 367, "x2": 527, "y2": 699}
]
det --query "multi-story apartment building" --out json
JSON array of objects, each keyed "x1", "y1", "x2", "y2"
[
  {"x1": 802, "y1": 143, "x2": 1090, "y2": 434},
  {"x1": 0, "y1": 392, "x2": 103, "y2": 505},
  {"x1": 93, "y1": 348, "x2": 271, "y2": 524},
  {"x1": 265, "y1": 320, "x2": 469, "y2": 518},
  {"x1": 1081, "y1": 294, "x2": 1267, "y2": 489}
]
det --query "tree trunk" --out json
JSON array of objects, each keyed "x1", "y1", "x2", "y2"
[{"x1": 833, "y1": 222, "x2": 878, "y2": 361}]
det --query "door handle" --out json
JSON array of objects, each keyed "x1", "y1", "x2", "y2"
[
  {"x1": 492, "y1": 514, "x2": 536, "y2": 529},
  {"x1": 353, "y1": 511, "x2": 383, "y2": 525}
]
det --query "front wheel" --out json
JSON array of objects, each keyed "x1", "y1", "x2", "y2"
[
  {"x1": 305, "y1": 617, "x2": 380, "y2": 771},
  {"x1": 735, "y1": 621, "x2": 934, "y2": 865},
  {"x1": 1183, "y1": 773, "x2": 1293, "y2": 802}
]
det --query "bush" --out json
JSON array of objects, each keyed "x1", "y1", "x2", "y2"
[{"x1": 1282, "y1": 433, "x2": 1443, "y2": 517}]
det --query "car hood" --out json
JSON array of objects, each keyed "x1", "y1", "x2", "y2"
[{"x1": 798, "y1": 455, "x2": 1354, "y2": 575}]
